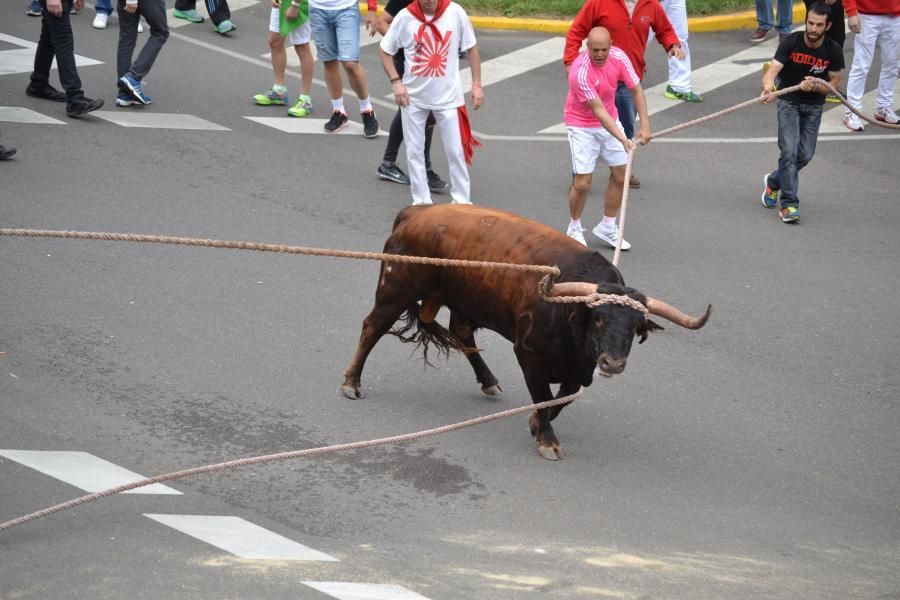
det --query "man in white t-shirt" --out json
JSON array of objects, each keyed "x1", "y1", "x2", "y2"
[
  {"x1": 565, "y1": 27, "x2": 650, "y2": 250},
  {"x1": 379, "y1": 0, "x2": 484, "y2": 205}
]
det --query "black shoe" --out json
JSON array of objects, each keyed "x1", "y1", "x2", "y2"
[
  {"x1": 0, "y1": 145, "x2": 17, "y2": 160},
  {"x1": 376, "y1": 162, "x2": 410, "y2": 185},
  {"x1": 26, "y1": 83, "x2": 67, "y2": 102},
  {"x1": 66, "y1": 96, "x2": 104, "y2": 117},
  {"x1": 324, "y1": 110, "x2": 348, "y2": 133},
  {"x1": 361, "y1": 109, "x2": 379, "y2": 138},
  {"x1": 427, "y1": 170, "x2": 449, "y2": 194}
]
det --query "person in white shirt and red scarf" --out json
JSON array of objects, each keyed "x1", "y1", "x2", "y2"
[{"x1": 379, "y1": 0, "x2": 484, "y2": 205}]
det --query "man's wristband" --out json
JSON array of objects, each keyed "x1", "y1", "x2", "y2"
[
  {"x1": 390, "y1": 77, "x2": 402, "y2": 83},
  {"x1": 368, "y1": 0, "x2": 377, "y2": 11}
]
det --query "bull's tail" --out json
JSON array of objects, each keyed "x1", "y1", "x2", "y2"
[{"x1": 389, "y1": 302, "x2": 466, "y2": 368}]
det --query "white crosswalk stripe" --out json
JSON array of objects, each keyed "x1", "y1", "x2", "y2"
[
  {"x1": 0, "y1": 106, "x2": 66, "y2": 124},
  {"x1": 92, "y1": 111, "x2": 231, "y2": 130},
  {"x1": 245, "y1": 115, "x2": 385, "y2": 135},
  {"x1": 144, "y1": 514, "x2": 340, "y2": 560},
  {"x1": 0, "y1": 450, "x2": 181, "y2": 494},
  {"x1": 302, "y1": 582, "x2": 434, "y2": 600},
  {"x1": 0, "y1": 33, "x2": 102, "y2": 76}
]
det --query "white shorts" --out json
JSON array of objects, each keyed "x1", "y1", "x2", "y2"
[
  {"x1": 269, "y1": 8, "x2": 312, "y2": 45},
  {"x1": 567, "y1": 124, "x2": 628, "y2": 174}
]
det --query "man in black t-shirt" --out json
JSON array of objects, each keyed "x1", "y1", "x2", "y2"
[{"x1": 759, "y1": 1, "x2": 843, "y2": 224}]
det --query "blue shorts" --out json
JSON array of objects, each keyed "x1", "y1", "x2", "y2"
[{"x1": 309, "y1": 5, "x2": 360, "y2": 63}]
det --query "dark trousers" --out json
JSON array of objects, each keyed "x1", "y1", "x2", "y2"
[
  {"x1": 381, "y1": 51, "x2": 435, "y2": 169},
  {"x1": 31, "y1": 0, "x2": 83, "y2": 101},
  {"x1": 769, "y1": 99, "x2": 822, "y2": 206},
  {"x1": 804, "y1": 0, "x2": 845, "y2": 49},
  {"x1": 615, "y1": 81, "x2": 637, "y2": 139},
  {"x1": 175, "y1": 0, "x2": 230, "y2": 26},
  {"x1": 117, "y1": 0, "x2": 169, "y2": 79}
]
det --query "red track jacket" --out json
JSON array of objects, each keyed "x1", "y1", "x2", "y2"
[
  {"x1": 843, "y1": 0, "x2": 900, "y2": 17},
  {"x1": 563, "y1": 0, "x2": 680, "y2": 78}
]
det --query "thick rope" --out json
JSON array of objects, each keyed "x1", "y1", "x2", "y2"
[
  {"x1": 0, "y1": 390, "x2": 580, "y2": 532},
  {"x1": 0, "y1": 229, "x2": 561, "y2": 277}
]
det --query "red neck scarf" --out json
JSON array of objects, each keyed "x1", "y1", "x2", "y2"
[{"x1": 407, "y1": 0, "x2": 451, "y2": 44}]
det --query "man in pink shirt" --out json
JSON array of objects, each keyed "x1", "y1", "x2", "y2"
[{"x1": 565, "y1": 27, "x2": 650, "y2": 250}]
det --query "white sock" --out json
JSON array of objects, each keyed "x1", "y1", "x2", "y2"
[
  {"x1": 331, "y1": 97, "x2": 345, "y2": 113},
  {"x1": 569, "y1": 219, "x2": 582, "y2": 231},
  {"x1": 359, "y1": 97, "x2": 372, "y2": 112},
  {"x1": 273, "y1": 84, "x2": 287, "y2": 95},
  {"x1": 601, "y1": 215, "x2": 617, "y2": 228}
]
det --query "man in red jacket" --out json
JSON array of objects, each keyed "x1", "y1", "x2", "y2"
[
  {"x1": 842, "y1": 0, "x2": 899, "y2": 130},
  {"x1": 564, "y1": 0, "x2": 684, "y2": 189}
]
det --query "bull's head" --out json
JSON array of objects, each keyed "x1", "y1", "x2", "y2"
[{"x1": 544, "y1": 279, "x2": 712, "y2": 380}]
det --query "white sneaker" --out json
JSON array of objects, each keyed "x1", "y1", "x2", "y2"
[
  {"x1": 874, "y1": 107, "x2": 899, "y2": 125},
  {"x1": 92, "y1": 12, "x2": 108, "y2": 28},
  {"x1": 138, "y1": 21, "x2": 144, "y2": 33},
  {"x1": 566, "y1": 224, "x2": 587, "y2": 246},
  {"x1": 842, "y1": 112, "x2": 865, "y2": 132},
  {"x1": 592, "y1": 223, "x2": 631, "y2": 251}
]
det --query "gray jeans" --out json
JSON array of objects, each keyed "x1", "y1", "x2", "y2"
[{"x1": 117, "y1": 0, "x2": 168, "y2": 80}]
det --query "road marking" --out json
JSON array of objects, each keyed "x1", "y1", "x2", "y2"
[
  {"x1": 459, "y1": 36, "x2": 564, "y2": 91},
  {"x1": 245, "y1": 115, "x2": 386, "y2": 136},
  {"x1": 92, "y1": 111, "x2": 231, "y2": 130},
  {"x1": 302, "y1": 582, "x2": 433, "y2": 600},
  {"x1": 0, "y1": 33, "x2": 102, "y2": 76},
  {"x1": 475, "y1": 132, "x2": 900, "y2": 143},
  {"x1": 0, "y1": 450, "x2": 181, "y2": 494},
  {"x1": 144, "y1": 514, "x2": 340, "y2": 561},
  {"x1": 0, "y1": 107, "x2": 66, "y2": 124}
]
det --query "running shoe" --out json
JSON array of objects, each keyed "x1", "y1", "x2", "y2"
[
  {"x1": 566, "y1": 224, "x2": 587, "y2": 246},
  {"x1": 427, "y1": 170, "x2": 449, "y2": 193},
  {"x1": 254, "y1": 88, "x2": 289, "y2": 106},
  {"x1": 664, "y1": 85, "x2": 703, "y2": 103},
  {"x1": 118, "y1": 73, "x2": 152, "y2": 105},
  {"x1": 779, "y1": 205, "x2": 799, "y2": 223},
  {"x1": 761, "y1": 173, "x2": 778, "y2": 208},
  {"x1": 213, "y1": 19, "x2": 236, "y2": 34},
  {"x1": 115, "y1": 91, "x2": 139, "y2": 107},
  {"x1": 172, "y1": 8, "x2": 204, "y2": 22},
  {"x1": 874, "y1": 107, "x2": 899, "y2": 125},
  {"x1": 324, "y1": 110, "x2": 349, "y2": 133},
  {"x1": 377, "y1": 163, "x2": 410, "y2": 185},
  {"x1": 361, "y1": 109, "x2": 379, "y2": 138},
  {"x1": 842, "y1": 113, "x2": 865, "y2": 132},
  {"x1": 287, "y1": 95, "x2": 313, "y2": 117},
  {"x1": 592, "y1": 223, "x2": 631, "y2": 251}
]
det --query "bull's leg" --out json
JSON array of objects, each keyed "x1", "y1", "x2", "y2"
[
  {"x1": 341, "y1": 301, "x2": 408, "y2": 399},
  {"x1": 449, "y1": 311, "x2": 501, "y2": 396},
  {"x1": 548, "y1": 381, "x2": 580, "y2": 422},
  {"x1": 522, "y1": 371, "x2": 564, "y2": 461}
]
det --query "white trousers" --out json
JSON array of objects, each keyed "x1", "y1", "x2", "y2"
[
  {"x1": 846, "y1": 13, "x2": 900, "y2": 113},
  {"x1": 401, "y1": 104, "x2": 471, "y2": 205},
  {"x1": 657, "y1": 0, "x2": 693, "y2": 93}
]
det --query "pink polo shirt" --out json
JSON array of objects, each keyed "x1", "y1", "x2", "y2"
[{"x1": 564, "y1": 46, "x2": 640, "y2": 128}]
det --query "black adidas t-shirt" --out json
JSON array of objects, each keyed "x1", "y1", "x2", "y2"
[{"x1": 774, "y1": 31, "x2": 844, "y2": 105}]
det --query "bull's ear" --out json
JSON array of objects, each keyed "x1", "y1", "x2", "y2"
[{"x1": 637, "y1": 319, "x2": 664, "y2": 344}]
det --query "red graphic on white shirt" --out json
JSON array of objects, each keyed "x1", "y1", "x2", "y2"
[{"x1": 410, "y1": 29, "x2": 452, "y2": 78}]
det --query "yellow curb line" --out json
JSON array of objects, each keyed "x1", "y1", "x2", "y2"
[{"x1": 358, "y1": 2, "x2": 809, "y2": 35}]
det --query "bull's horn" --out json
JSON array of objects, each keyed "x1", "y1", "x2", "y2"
[
  {"x1": 548, "y1": 282, "x2": 598, "y2": 297},
  {"x1": 645, "y1": 298, "x2": 712, "y2": 329}
]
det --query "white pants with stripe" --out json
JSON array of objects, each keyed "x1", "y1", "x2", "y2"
[
  {"x1": 846, "y1": 13, "x2": 900, "y2": 113},
  {"x1": 401, "y1": 104, "x2": 471, "y2": 205},
  {"x1": 656, "y1": 0, "x2": 693, "y2": 93}
]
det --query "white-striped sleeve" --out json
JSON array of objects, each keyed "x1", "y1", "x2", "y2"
[
  {"x1": 610, "y1": 46, "x2": 640, "y2": 88},
  {"x1": 575, "y1": 56, "x2": 597, "y2": 102}
]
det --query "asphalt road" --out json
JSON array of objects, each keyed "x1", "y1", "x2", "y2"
[{"x1": 1, "y1": 5, "x2": 899, "y2": 599}]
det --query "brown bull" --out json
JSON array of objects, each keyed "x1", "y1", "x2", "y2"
[{"x1": 342, "y1": 205, "x2": 711, "y2": 460}]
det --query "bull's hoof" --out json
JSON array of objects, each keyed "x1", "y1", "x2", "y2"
[
  {"x1": 340, "y1": 383, "x2": 363, "y2": 400},
  {"x1": 536, "y1": 444, "x2": 564, "y2": 461},
  {"x1": 481, "y1": 383, "x2": 502, "y2": 396}
]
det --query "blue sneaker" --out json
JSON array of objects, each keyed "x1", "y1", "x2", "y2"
[
  {"x1": 761, "y1": 173, "x2": 778, "y2": 208},
  {"x1": 115, "y1": 91, "x2": 138, "y2": 107},
  {"x1": 118, "y1": 73, "x2": 152, "y2": 105},
  {"x1": 213, "y1": 19, "x2": 236, "y2": 34}
]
